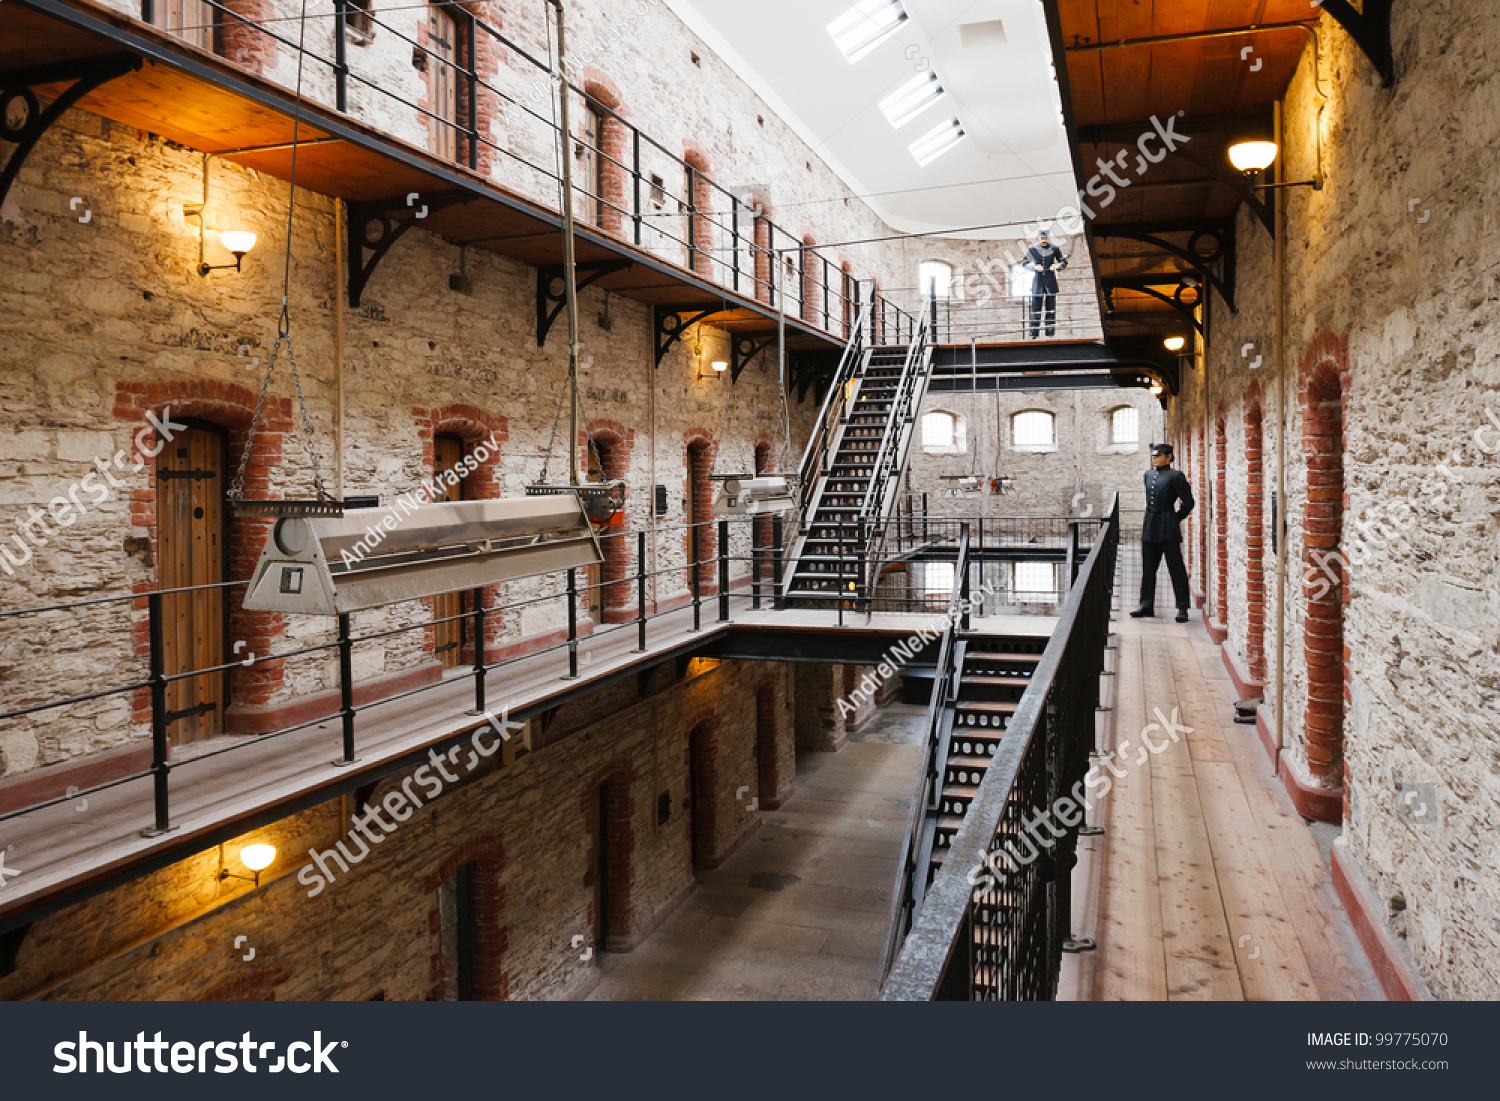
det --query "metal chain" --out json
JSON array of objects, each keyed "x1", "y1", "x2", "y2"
[
  {"x1": 226, "y1": 334, "x2": 331, "y2": 503},
  {"x1": 227, "y1": 336, "x2": 280, "y2": 502},
  {"x1": 536, "y1": 376, "x2": 570, "y2": 485},
  {"x1": 283, "y1": 336, "x2": 331, "y2": 500}
]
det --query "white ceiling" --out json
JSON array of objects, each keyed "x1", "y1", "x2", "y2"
[{"x1": 664, "y1": 0, "x2": 1080, "y2": 240}]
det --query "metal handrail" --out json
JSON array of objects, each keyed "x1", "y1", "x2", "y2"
[
  {"x1": 880, "y1": 521, "x2": 971, "y2": 975},
  {"x1": 882, "y1": 494, "x2": 1120, "y2": 1000}
]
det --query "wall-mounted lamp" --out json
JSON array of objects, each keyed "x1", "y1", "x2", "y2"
[
  {"x1": 185, "y1": 153, "x2": 257, "y2": 275},
  {"x1": 220, "y1": 842, "x2": 276, "y2": 887},
  {"x1": 1163, "y1": 335, "x2": 1187, "y2": 352},
  {"x1": 1149, "y1": 381, "x2": 1166, "y2": 396},
  {"x1": 1228, "y1": 139, "x2": 1322, "y2": 191},
  {"x1": 710, "y1": 359, "x2": 729, "y2": 373}
]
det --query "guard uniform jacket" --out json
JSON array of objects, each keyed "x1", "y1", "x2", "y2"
[
  {"x1": 1025, "y1": 243, "x2": 1068, "y2": 295},
  {"x1": 1141, "y1": 467, "x2": 1194, "y2": 543}
]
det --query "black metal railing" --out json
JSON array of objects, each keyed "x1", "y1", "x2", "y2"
[
  {"x1": 882, "y1": 495, "x2": 1119, "y2": 1000},
  {"x1": 156, "y1": 0, "x2": 916, "y2": 340}
]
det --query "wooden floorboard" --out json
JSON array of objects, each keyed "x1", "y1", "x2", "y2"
[{"x1": 1090, "y1": 616, "x2": 1381, "y2": 1001}]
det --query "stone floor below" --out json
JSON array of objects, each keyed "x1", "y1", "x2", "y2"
[{"x1": 587, "y1": 705, "x2": 926, "y2": 1001}]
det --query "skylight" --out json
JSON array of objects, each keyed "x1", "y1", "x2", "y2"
[
  {"x1": 909, "y1": 117, "x2": 965, "y2": 167},
  {"x1": 827, "y1": 0, "x2": 908, "y2": 64},
  {"x1": 879, "y1": 71, "x2": 945, "y2": 129}
]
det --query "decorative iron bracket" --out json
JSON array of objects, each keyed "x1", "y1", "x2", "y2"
[
  {"x1": 1093, "y1": 219, "x2": 1236, "y2": 312},
  {"x1": 536, "y1": 260, "x2": 633, "y2": 347},
  {"x1": 1102, "y1": 276, "x2": 1206, "y2": 335},
  {"x1": 653, "y1": 304, "x2": 734, "y2": 367},
  {"x1": 730, "y1": 333, "x2": 775, "y2": 383},
  {"x1": 1320, "y1": 0, "x2": 1395, "y2": 87},
  {"x1": 0, "y1": 55, "x2": 142, "y2": 207},
  {"x1": 346, "y1": 190, "x2": 472, "y2": 307}
]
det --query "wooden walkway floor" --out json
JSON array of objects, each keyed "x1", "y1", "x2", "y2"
[{"x1": 1085, "y1": 616, "x2": 1379, "y2": 1001}]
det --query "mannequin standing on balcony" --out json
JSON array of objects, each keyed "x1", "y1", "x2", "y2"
[
  {"x1": 1024, "y1": 230, "x2": 1068, "y2": 339},
  {"x1": 1131, "y1": 442, "x2": 1195, "y2": 622}
]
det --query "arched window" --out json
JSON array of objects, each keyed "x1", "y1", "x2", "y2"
[
  {"x1": 918, "y1": 260, "x2": 952, "y2": 300},
  {"x1": 1011, "y1": 409, "x2": 1056, "y2": 451},
  {"x1": 921, "y1": 410, "x2": 965, "y2": 453},
  {"x1": 1109, "y1": 406, "x2": 1140, "y2": 446}
]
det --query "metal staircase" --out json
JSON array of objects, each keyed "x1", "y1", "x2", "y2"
[{"x1": 784, "y1": 307, "x2": 934, "y2": 607}]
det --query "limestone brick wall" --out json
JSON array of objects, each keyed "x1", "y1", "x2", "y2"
[{"x1": 1169, "y1": 3, "x2": 1500, "y2": 998}]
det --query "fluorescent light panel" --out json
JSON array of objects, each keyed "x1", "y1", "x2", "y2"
[
  {"x1": 879, "y1": 71, "x2": 945, "y2": 128},
  {"x1": 909, "y1": 117, "x2": 965, "y2": 166},
  {"x1": 828, "y1": 0, "x2": 908, "y2": 63}
]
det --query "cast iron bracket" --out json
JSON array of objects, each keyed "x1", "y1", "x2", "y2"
[
  {"x1": 1320, "y1": 0, "x2": 1395, "y2": 87},
  {"x1": 1102, "y1": 276, "x2": 1206, "y2": 335},
  {"x1": 536, "y1": 259, "x2": 633, "y2": 347},
  {"x1": 1093, "y1": 219, "x2": 1236, "y2": 312},
  {"x1": 653, "y1": 304, "x2": 734, "y2": 367},
  {"x1": 730, "y1": 333, "x2": 775, "y2": 383},
  {"x1": 346, "y1": 190, "x2": 472, "y2": 307},
  {"x1": 0, "y1": 54, "x2": 142, "y2": 207}
]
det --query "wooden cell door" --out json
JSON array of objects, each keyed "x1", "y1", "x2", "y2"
[
  {"x1": 579, "y1": 103, "x2": 604, "y2": 228},
  {"x1": 433, "y1": 434, "x2": 465, "y2": 668},
  {"x1": 688, "y1": 725, "x2": 711, "y2": 869},
  {"x1": 584, "y1": 444, "x2": 605, "y2": 622},
  {"x1": 157, "y1": 424, "x2": 227, "y2": 745},
  {"x1": 153, "y1": 0, "x2": 214, "y2": 51},
  {"x1": 427, "y1": 6, "x2": 458, "y2": 163}
]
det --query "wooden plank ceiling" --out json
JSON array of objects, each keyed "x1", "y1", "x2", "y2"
[
  {"x1": 1, "y1": 0, "x2": 835, "y2": 347},
  {"x1": 1057, "y1": 0, "x2": 1314, "y2": 339}
]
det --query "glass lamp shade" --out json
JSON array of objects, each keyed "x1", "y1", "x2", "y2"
[{"x1": 220, "y1": 230, "x2": 257, "y2": 255}]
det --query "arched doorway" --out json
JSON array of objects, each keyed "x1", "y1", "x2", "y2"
[
  {"x1": 685, "y1": 438, "x2": 715, "y2": 593},
  {"x1": 432, "y1": 433, "x2": 469, "y2": 669},
  {"x1": 157, "y1": 422, "x2": 229, "y2": 744}
]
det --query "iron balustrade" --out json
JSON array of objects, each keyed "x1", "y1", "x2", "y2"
[
  {"x1": 0, "y1": 514, "x2": 821, "y2": 831},
  {"x1": 158, "y1": 0, "x2": 915, "y2": 339},
  {"x1": 882, "y1": 496, "x2": 1119, "y2": 1000},
  {"x1": 879, "y1": 287, "x2": 1102, "y2": 345}
]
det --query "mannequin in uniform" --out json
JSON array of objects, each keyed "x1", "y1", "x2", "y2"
[
  {"x1": 1131, "y1": 442, "x2": 1195, "y2": 622},
  {"x1": 1024, "y1": 231, "x2": 1068, "y2": 339}
]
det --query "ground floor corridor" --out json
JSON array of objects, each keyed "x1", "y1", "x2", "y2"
[
  {"x1": 587, "y1": 707, "x2": 927, "y2": 1001},
  {"x1": 1083, "y1": 615, "x2": 1380, "y2": 1001}
]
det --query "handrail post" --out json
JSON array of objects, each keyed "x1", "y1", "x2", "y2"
[
  {"x1": 751, "y1": 515, "x2": 762, "y2": 609},
  {"x1": 686, "y1": 165, "x2": 697, "y2": 272},
  {"x1": 635, "y1": 530, "x2": 647, "y2": 652},
  {"x1": 335, "y1": 611, "x2": 357, "y2": 766},
  {"x1": 467, "y1": 587, "x2": 486, "y2": 716},
  {"x1": 731, "y1": 195, "x2": 741, "y2": 292},
  {"x1": 632, "y1": 130, "x2": 642, "y2": 246},
  {"x1": 566, "y1": 568, "x2": 579, "y2": 678},
  {"x1": 333, "y1": 0, "x2": 348, "y2": 112},
  {"x1": 836, "y1": 522, "x2": 846, "y2": 627},
  {"x1": 717, "y1": 518, "x2": 730, "y2": 622},
  {"x1": 690, "y1": 522, "x2": 701, "y2": 632},
  {"x1": 772, "y1": 515, "x2": 785, "y2": 610},
  {"x1": 959, "y1": 522, "x2": 971, "y2": 631},
  {"x1": 143, "y1": 591, "x2": 172, "y2": 836}
]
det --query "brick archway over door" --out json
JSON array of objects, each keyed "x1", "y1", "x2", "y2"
[
  {"x1": 1299, "y1": 333, "x2": 1350, "y2": 795},
  {"x1": 1215, "y1": 411, "x2": 1228, "y2": 620},
  {"x1": 683, "y1": 431, "x2": 717, "y2": 593},
  {"x1": 424, "y1": 837, "x2": 508, "y2": 1000},
  {"x1": 1244, "y1": 385, "x2": 1267, "y2": 682}
]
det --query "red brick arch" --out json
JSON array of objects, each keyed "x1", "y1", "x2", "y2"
[
  {"x1": 415, "y1": 404, "x2": 509, "y2": 659},
  {"x1": 1244, "y1": 382, "x2": 1267, "y2": 682},
  {"x1": 579, "y1": 760, "x2": 637, "y2": 949},
  {"x1": 113, "y1": 379, "x2": 291, "y2": 716},
  {"x1": 1215, "y1": 409, "x2": 1228, "y2": 621},
  {"x1": 584, "y1": 418, "x2": 635, "y2": 620},
  {"x1": 683, "y1": 429, "x2": 717, "y2": 593},
  {"x1": 580, "y1": 70, "x2": 630, "y2": 236},
  {"x1": 742, "y1": 188, "x2": 776, "y2": 304},
  {"x1": 682, "y1": 144, "x2": 716, "y2": 278},
  {"x1": 800, "y1": 235, "x2": 820, "y2": 325},
  {"x1": 201, "y1": 966, "x2": 291, "y2": 1001},
  {"x1": 1298, "y1": 332, "x2": 1351, "y2": 795},
  {"x1": 424, "y1": 835, "x2": 508, "y2": 1000},
  {"x1": 685, "y1": 712, "x2": 719, "y2": 868}
]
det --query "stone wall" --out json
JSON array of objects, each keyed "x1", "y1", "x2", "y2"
[
  {"x1": 0, "y1": 657, "x2": 797, "y2": 1001},
  {"x1": 1168, "y1": 3, "x2": 1500, "y2": 998}
]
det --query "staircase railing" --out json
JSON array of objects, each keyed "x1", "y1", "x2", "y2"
[
  {"x1": 856, "y1": 303, "x2": 933, "y2": 600},
  {"x1": 881, "y1": 521, "x2": 971, "y2": 976},
  {"x1": 791, "y1": 294, "x2": 875, "y2": 520},
  {"x1": 882, "y1": 495, "x2": 1120, "y2": 1000}
]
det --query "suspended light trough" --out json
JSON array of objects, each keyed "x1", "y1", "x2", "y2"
[
  {"x1": 714, "y1": 475, "x2": 794, "y2": 516},
  {"x1": 244, "y1": 495, "x2": 602, "y2": 616},
  {"x1": 527, "y1": 481, "x2": 626, "y2": 525}
]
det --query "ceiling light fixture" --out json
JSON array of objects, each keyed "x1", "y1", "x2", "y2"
[
  {"x1": 909, "y1": 118, "x2": 965, "y2": 167},
  {"x1": 828, "y1": 0, "x2": 908, "y2": 64},
  {"x1": 879, "y1": 71, "x2": 945, "y2": 129}
]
